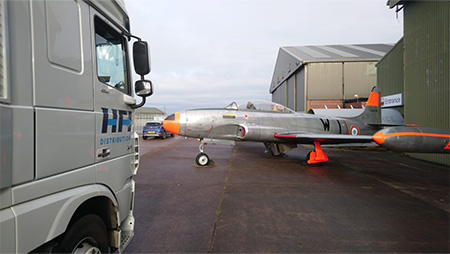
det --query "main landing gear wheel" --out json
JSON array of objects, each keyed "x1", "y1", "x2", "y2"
[
  {"x1": 306, "y1": 151, "x2": 312, "y2": 161},
  {"x1": 196, "y1": 153, "x2": 210, "y2": 166}
]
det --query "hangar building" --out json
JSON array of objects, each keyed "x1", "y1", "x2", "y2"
[
  {"x1": 135, "y1": 107, "x2": 166, "y2": 134},
  {"x1": 270, "y1": 44, "x2": 393, "y2": 112},
  {"x1": 378, "y1": 1, "x2": 449, "y2": 166}
]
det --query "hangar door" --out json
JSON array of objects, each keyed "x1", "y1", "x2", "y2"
[
  {"x1": 306, "y1": 61, "x2": 377, "y2": 100},
  {"x1": 306, "y1": 63, "x2": 343, "y2": 100}
]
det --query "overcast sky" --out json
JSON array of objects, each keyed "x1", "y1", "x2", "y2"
[{"x1": 126, "y1": 0, "x2": 403, "y2": 114}]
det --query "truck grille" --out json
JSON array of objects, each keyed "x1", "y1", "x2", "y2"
[{"x1": 132, "y1": 132, "x2": 139, "y2": 175}]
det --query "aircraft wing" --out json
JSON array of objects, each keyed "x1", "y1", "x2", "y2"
[{"x1": 274, "y1": 133, "x2": 374, "y2": 144}]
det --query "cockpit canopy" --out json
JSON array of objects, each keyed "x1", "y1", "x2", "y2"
[{"x1": 225, "y1": 100, "x2": 294, "y2": 113}]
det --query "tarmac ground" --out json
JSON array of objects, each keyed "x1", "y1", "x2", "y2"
[{"x1": 126, "y1": 136, "x2": 449, "y2": 253}]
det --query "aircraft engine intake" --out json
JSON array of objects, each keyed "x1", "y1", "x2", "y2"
[{"x1": 237, "y1": 125, "x2": 247, "y2": 139}]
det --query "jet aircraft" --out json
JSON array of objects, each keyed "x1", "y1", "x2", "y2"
[
  {"x1": 163, "y1": 87, "x2": 384, "y2": 165},
  {"x1": 163, "y1": 87, "x2": 449, "y2": 166}
]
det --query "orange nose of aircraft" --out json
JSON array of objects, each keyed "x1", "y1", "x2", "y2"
[{"x1": 163, "y1": 112, "x2": 180, "y2": 135}]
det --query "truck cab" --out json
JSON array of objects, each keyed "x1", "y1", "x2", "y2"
[{"x1": 0, "y1": 0, "x2": 151, "y2": 252}]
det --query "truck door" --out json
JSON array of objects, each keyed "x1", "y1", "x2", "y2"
[
  {"x1": 32, "y1": 0, "x2": 95, "y2": 179},
  {"x1": 92, "y1": 13, "x2": 135, "y2": 190}
]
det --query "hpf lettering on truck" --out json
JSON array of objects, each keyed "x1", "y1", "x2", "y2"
[{"x1": 101, "y1": 108, "x2": 133, "y2": 133}]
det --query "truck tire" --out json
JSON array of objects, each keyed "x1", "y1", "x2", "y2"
[{"x1": 57, "y1": 214, "x2": 108, "y2": 253}]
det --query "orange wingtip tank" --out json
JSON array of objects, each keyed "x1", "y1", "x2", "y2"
[{"x1": 373, "y1": 126, "x2": 450, "y2": 153}]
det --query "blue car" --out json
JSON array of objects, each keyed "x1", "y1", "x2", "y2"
[{"x1": 142, "y1": 121, "x2": 172, "y2": 140}]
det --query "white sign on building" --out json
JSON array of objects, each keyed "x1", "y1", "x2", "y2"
[{"x1": 381, "y1": 93, "x2": 402, "y2": 108}]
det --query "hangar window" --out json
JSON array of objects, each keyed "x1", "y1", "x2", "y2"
[{"x1": 94, "y1": 17, "x2": 130, "y2": 94}]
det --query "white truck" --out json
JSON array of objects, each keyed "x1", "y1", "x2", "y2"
[{"x1": 0, "y1": 0, "x2": 153, "y2": 253}]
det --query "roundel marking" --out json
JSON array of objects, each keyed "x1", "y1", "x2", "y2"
[{"x1": 350, "y1": 126, "x2": 359, "y2": 136}]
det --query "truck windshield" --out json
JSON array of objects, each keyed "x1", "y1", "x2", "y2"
[{"x1": 94, "y1": 17, "x2": 129, "y2": 94}]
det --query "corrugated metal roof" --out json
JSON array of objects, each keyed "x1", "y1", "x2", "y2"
[
  {"x1": 284, "y1": 44, "x2": 393, "y2": 63},
  {"x1": 387, "y1": 0, "x2": 404, "y2": 9},
  {"x1": 135, "y1": 107, "x2": 165, "y2": 115}
]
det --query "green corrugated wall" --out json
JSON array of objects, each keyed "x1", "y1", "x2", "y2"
[
  {"x1": 377, "y1": 38, "x2": 404, "y2": 115},
  {"x1": 403, "y1": 1, "x2": 449, "y2": 165}
]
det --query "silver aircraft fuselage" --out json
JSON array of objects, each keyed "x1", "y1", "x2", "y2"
[
  {"x1": 186, "y1": 109, "x2": 377, "y2": 142},
  {"x1": 163, "y1": 99, "x2": 380, "y2": 144}
]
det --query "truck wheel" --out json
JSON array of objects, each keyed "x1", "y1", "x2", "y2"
[
  {"x1": 57, "y1": 214, "x2": 108, "y2": 254},
  {"x1": 162, "y1": 132, "x2": 167, "y2": 139}
]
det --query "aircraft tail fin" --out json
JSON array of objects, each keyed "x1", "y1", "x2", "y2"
[{"x1": 348, "y1": 86, "x2": 381, "y2": 124}]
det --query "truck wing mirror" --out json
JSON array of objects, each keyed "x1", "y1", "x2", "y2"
[
  {"x1": 133, "y1": 41, "x2": 151, "y2": 76},
  {"x1": 131, "y1": 80, "x2": 153, "y2": 109},
  {"x1": 135, "y1": 80, "x2": 153, "y2": 97},
  {"x1": 129, "y1": 37, "x2": 153, "y2": 109}
]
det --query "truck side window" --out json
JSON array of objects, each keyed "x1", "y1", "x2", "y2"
[{"x1": 94, "y1": 17, "x2": 129, "y2": 94}]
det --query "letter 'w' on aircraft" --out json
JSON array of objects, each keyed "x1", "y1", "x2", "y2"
[{"x1": 163, "y1": 86, "x2": 383, "y2": 166}]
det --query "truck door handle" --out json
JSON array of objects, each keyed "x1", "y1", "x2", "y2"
[{"x1": 97, "y1": 148, "x2": 111, "y2": 159}]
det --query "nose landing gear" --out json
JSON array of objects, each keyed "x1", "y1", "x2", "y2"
[
  {"x1": 195, "y1": 152, "x2": 211, "y2": 166},
  {"x1": 195, "y1": 139, "x2": 216, "y2": 167}
]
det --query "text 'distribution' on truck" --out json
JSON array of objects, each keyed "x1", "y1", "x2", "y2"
[{"x1": 0, "y1": 0, "x2": 152, "y2": 253}]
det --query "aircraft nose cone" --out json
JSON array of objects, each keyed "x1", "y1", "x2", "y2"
[{"x1": 163, "y1": 112, "x2": 180, "y2": 135}]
